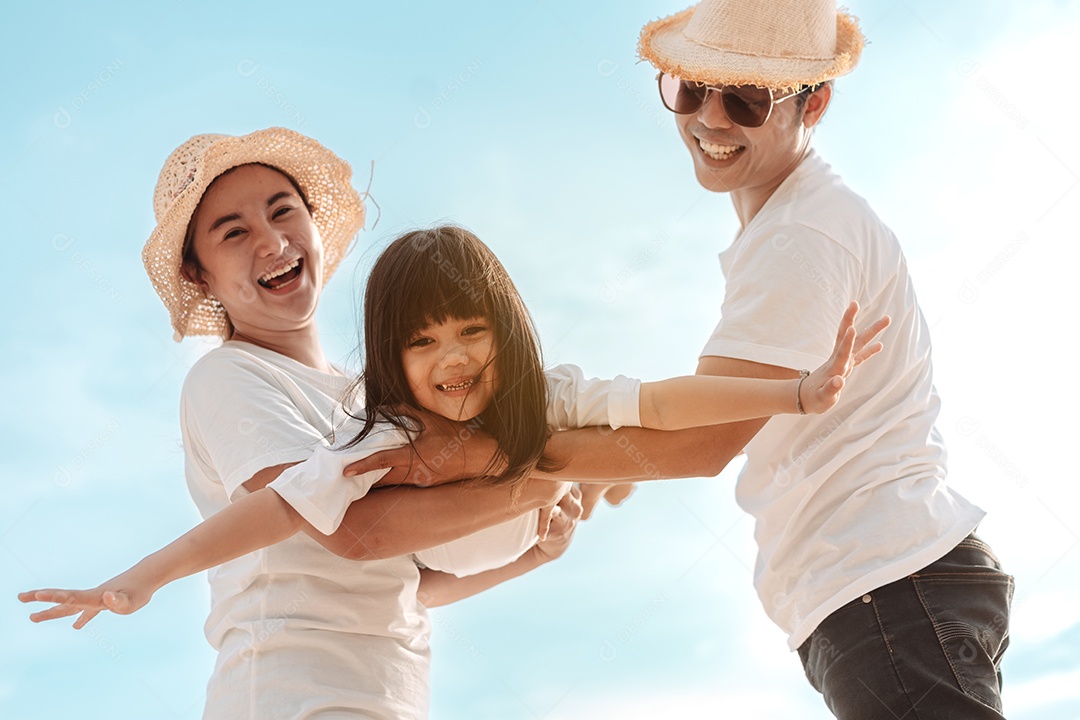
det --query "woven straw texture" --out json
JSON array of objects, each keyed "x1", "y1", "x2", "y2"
[
  {"x1": 142, "y1": 128, "x2": 365, "y2": 340},
  {"x1": 639, "y1": 0, "x2": 865, "y2": 91}
]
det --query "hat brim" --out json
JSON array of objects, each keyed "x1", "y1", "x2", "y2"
[
  {"x1": 639, "y1": 5, "x2": 865, "y2": 90},
  {"x1": 142, "y1": 128, "x2": 365, "y2": 339}
]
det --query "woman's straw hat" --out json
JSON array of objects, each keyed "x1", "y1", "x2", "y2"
[
  {"x1": 142, "y1": 127, "x2": 365, "y2": 340},
  {"x1": 639, "y1": 0, "x2": 865, "y2": 91}
]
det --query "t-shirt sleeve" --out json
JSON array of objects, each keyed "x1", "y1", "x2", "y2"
[
  {"x1": 181, "y1": 350, "x2": 339, "y2": 499},
  {"x1": 267, "y1": 426, "x2": 407, "y2": 535},
  {"x1": 701, "y1": 224, "x2": 862, "y2": 370},
  {"x1": 544, "y1": 364, "x2": 641, "y2": 431},
  {"x1": 413, "y1": 509, "x2": 540, "y2": 577}
]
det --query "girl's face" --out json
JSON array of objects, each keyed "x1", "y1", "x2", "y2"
[
  {"x1": 185, "y1": 164, "x2": 323, "y2": 338},
  {"x1": 402, "y1": 316, "x2": 498, "y2": 422}
]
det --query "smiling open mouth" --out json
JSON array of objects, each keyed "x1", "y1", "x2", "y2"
[
  {"x1": 258, "y1": 258, "x2": 303, "y2": 289},
  {"x1": 699, "y1": 139, "x2": 745, "y2": 161},
  {"x1": 436, "y1": 377, "x2": 477, "y2": 392}
]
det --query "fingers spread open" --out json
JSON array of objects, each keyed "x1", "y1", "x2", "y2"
[
  {"x1": 20, "y1": 589, "x2": 72, "y2": 604},
  {"x1": 835, "y1": 301, "x2": 859, "y2": 346},
  {"x1": 854, "y1": 316, "x2": 891, "y2": 354},
  {"x1": 829, "y1": 326, "x2": 856, "y2": 376},
  {"x1": 854, "y1": 342, "x2": 885, "y2": 365},
  {"x1": 30, "y1": 604, "x2": 83, "y2": 623}
]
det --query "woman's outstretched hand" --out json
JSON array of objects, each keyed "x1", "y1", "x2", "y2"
[
  {"x1": 799, "y1": 301, "x2": 891, "y2": 415},
  {"x1": 19, "y1": 567, "x2": 156, "y2": 629}
]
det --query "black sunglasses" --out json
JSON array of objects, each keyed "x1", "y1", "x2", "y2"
[{"x1": 658, "y1": 73, "x2": 810, "y2": 128}]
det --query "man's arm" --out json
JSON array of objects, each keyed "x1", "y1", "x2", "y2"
[
  {"x1": 536, "y1": 357, "x2": 798, "y2": 482},
  {"x1": 243, "y1": 467, "x2": 567, "y2": 560},
  {"x1": 341, "y1": 359, "x2": 798, "y2": 485}
]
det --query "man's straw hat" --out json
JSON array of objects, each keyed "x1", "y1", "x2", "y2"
[
  {"x1": 639, "y1": 0, "x2": 865, "y2": 90},
  {"x1": 142, "y1": 127, "x2": 365, "y2": 340}
]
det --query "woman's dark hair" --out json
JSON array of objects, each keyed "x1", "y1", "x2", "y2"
[
  {"x1": 180, "y1": 163, "x2": 313, "y2": 338},
  {"x1": 342, "y1": 225, "x2": 555, "y2": 488}
]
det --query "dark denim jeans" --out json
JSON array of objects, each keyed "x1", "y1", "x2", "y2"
[{"x1": 797, "y1": 534, "x2": 1014, "y2": 719}]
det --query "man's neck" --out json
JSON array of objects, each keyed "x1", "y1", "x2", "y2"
[{"x1": 731, "y1": 147, "x2": 813, "y2": 229}]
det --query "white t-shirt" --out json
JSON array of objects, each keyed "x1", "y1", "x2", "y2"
[
  {"x1": 700, "y1": 151, "x2": 985, "y2": 650},
  {"x1": 269, "y1": 363, "x2": 641, "y2": 578},
  {"x1": 181, "y1": 341, "x2": 430, "y2": 720}
]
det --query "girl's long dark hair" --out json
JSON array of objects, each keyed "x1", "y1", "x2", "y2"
[{"x1": 342, "y1": 225, "x2": 555, "y2": 487}]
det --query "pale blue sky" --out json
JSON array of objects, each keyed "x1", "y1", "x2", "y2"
[{"x1": 3, "y1": 1, "x2": 1078, "y2": 718}]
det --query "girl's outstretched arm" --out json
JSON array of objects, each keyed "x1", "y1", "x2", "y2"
[
  {"x1": 638, "y1": 302, "x2": 890, "y2": 430},
  {"x1": 18, "y1": 487, "x2": 303, "y2": 628},
  {"x1": 343, "y1": 304, "x2": 889, "y2": 486}
]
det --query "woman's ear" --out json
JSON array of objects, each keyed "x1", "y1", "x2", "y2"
[{"x1": 180, "y1": 261, "x2": 210, "y2": 295}]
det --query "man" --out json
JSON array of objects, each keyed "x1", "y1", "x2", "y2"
[
  {"x1": 634, "y1": 2, "x2": 1010, "y2": 716},
  {"x1": 348, "y1": 1, "x2": 1012, "y2": 716}
]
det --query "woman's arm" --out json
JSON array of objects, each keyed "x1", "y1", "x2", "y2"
[
  {"x1": 242, "y1": 465, "x2": 571, "y2": 561},
  {"x1": 19, "y1": 488, "x2": 303, "y2": 628}
]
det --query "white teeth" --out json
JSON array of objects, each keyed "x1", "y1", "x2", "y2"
[
  {"x1": 698, "y1": 139, "x2": 743, "y2": 160},
  {"x1": 437, "y1": 377, "x2": 477, "y2": 392},
  {"x1": 260, "y1": 258, "x2": 300, "y2": 284}
]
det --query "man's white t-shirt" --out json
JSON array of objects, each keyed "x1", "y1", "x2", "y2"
[
  {"x1": 700, "y1": 151, "x2": 985, "y2": 650},
  {"x1": 181, "y1": 342, "x2": 430, "y2": 720},
  {"x1": 268, "y1": 364, "x2": 642, "y2": 577}
]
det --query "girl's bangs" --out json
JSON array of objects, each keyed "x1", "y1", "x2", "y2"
[{"x1": 395, "y1": 248, "x2": 494, "y2": 341}]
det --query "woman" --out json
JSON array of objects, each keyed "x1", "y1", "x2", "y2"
[{"x1": 141, "y1": 128, "x2": 572, "y2": 719}]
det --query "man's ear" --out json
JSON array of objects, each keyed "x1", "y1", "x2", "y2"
[{"x1": 802, "y1": 83, "x2": 833, "y2": 129}]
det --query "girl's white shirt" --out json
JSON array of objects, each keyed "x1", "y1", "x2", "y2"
[{"x1": 268, "y1": 362, "x2": 642, "y2": 577}]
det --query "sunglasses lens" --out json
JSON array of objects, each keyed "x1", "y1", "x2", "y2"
[
  {"x1": 720, "y1": 86, "x2": 772, "y2": 128},
  {"x1": 659, "y1": 74, "x2": 707, "y2": 114}
]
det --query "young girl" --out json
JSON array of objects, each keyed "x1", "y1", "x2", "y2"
[{"x1": 21, "y1": 225, "x2": 887, "y2": 626}]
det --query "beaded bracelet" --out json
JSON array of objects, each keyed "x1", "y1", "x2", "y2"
[{"x1": 796, "y1": 369, "x2": 811, "y2": 415}]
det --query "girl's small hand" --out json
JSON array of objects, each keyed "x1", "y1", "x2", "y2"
[
  {"x1": 19, "y1": 570, "x2": 154, "y2": 629},
  {"x1": 800, "y1": 302, "x2": 891, "y2": 414}
]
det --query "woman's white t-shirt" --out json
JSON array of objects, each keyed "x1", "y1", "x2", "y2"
[
  {"x1": 181, "y1": 341, "x2": 430, "y2": 720},
  {"x1": 182, "y1": 346, "x2": 640, "y2": 718},
  {"x1": 268, "y1": 363, "x2": 642, "y2": 577}
]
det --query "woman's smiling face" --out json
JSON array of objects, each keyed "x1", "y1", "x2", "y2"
[
  {"x1": 184, "y1": 164, "x2": 324, "y2": 338},
  {"x1": 401, "y1": 315, "x2": 498, "y2": 422}
]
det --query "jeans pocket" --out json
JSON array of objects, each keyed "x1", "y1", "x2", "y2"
[{"x1": 910, "y1": 570, "x2": 1014, "y2": 711}]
